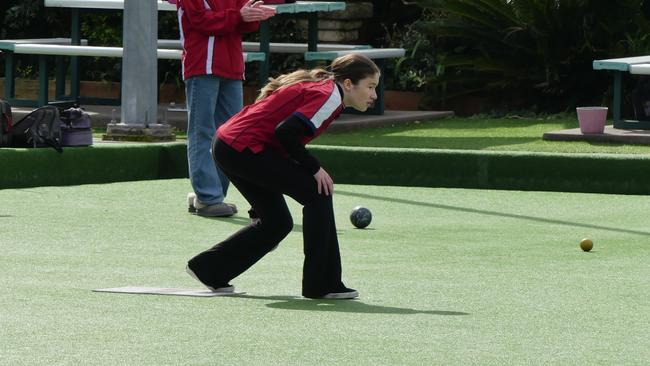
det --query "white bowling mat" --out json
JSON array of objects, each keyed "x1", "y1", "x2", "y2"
[{"x1": 93, "y1": 286, "x2": 245, "y2": 297}]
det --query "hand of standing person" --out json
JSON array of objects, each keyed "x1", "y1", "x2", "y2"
[
  {"x1": 240, "y1": 0, "x2": 277, "y2": 22},
  {"x1": 314, "y1": 168, "x2": 333, "y2": 196}
]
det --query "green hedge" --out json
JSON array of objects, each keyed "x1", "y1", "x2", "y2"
[
  {"x1": 311, "y1": 146, "x2": 650, "y2": 195},
  {"x1": 2, "y1": 143, "x2": 650, "y2": 195},
  {"x1": 0, "y1": 143, "x2": 187, "y2": 189}
]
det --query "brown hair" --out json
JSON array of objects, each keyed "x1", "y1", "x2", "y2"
[{"x1": 256, "y1": 53, "x2": 380, "y2": 102}]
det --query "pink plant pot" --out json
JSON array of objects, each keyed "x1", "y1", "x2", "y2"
[{"x1": 576, "y1": 107, "x2": 608, "y2": 134}]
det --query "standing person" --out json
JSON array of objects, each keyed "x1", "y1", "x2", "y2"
[
  {"x1": 186, "y1": 54, "x2": 381, "y2": 299},
  {"x1": 176, "y1": 0, "x2": 276, "y2": 217}
]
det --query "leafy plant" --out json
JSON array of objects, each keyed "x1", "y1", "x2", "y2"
[
  {"x1": 79, "y1": 13, "x2": 122, "y2": 81},
  {"x1": 413, "y1": 0, "x2": 650, "y2": 113},
  {"x1": 1, "y1": 0, "x2": 69, "y2": 38},
  {"x1": 382, "y1": 12, "x2": 437, "y2": 92}
]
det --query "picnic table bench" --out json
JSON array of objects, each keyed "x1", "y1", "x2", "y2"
[
  {"x1": 593, "y1": 55, "x2": 650, "y2": 129},
  {"x1": 44, "y1": 0, "x2": 348, "y2": 99},
  {"x1": 0, "y1": 42, "x2": 264, "y2": 107},
  {"x1": 157, "y1": 39, "x2": 371, "y2": 53},
  {"x1": 154, "y1": 43, "x2": 406, "y2": 115},
  {"x1": 3, "y1": 2, "x2": 404, "y2": 115},
  {"x1": 1, "y1": 38, "x2": 88, "y2": 107}
]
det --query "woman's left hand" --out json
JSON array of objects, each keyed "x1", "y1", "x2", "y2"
[{"x1": 313, "y1": 168, "x2": 333, "y2": 196}]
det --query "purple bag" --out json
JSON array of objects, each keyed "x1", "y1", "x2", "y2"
[{"x1": 60, "y1": 108, "x2": 93, "y2": 147}]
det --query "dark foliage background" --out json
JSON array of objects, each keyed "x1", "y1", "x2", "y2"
[
  {"x1": 0, "y1": 0, "x2": 180, "y2": 86},
  {"x1": 4, "y1": 0, "x2": 650, "y2": 113},
  {"x1": 413, "y1": 0, "x2": 650, "y2": 113},
  {"x1": 1, "y1": 0, "x2": 425, "y2": 87}
]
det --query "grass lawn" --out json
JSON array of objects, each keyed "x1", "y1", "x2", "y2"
[
  {"x1": 2, "y1": 179, "x2": 648, "y2": 365},
  {"x1": 313, "y1": 116, "x2": 650, "y2": 155}
]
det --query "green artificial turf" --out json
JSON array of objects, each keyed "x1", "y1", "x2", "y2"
[
  {"x1": 1, "y1": 179, "x2": 648, "y2": 365},
  {"x1": 314, "y1": 116, "x2": 650, "y2": 155}
]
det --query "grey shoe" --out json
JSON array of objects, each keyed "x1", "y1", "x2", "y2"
[
  {"x1": 187, "y1": 192, "x2": 237, "y2": 216},
  {"x1": 185, "y1": 264, "x2": 235, "y2": 293},
  {"x1": 196, "y1": 202, "x2": 236, "y2": 217}
]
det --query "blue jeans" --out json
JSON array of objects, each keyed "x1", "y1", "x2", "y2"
[{"x1": 185, "y1": 75, "x2": 243, "y2": 205}]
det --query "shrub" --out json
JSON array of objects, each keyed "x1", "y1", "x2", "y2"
[
  {"x1": 382, "y1": 11, "x2": 437, "y2": 93},
  {"x1": 414, "y1": 0, "x2": 650, "y2": 113}
]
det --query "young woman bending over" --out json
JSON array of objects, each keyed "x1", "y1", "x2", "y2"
[{"x1": 186, "y1": 54, "x2": 380, "y2": 299}]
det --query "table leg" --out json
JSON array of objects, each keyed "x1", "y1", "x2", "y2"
[
  {"x1": 258, "y1": 21, "x2": 270, "y2": 86},
  {"x1": 613, "y1": 71, "x2": 622, "y2": 128},
  {"x1": 70, "y1": 8, "x2": 81, "y2": 103},
  {"x1": 307, "y1": 12, "x2": 318, "y2": 68},
  {"x1": 4, "y1": 52, "x2": 15, "y2": 100},
  {"x1": 55, "y1": 56, "x2": 66, "y2": 100},
  {"x1": 38, "y1": 56, "x2": 48, "y2": 107}
]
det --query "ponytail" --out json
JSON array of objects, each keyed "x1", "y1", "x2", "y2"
[
  {"x1": 255, "y1": 53, "x2": 380, "y2": 102},
  {"x1": 256, "y1": 68, "x2": 332, "y2": 102}
]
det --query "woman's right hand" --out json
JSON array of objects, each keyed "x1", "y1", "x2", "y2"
[
  {"x1": 240, "y1": 0, "x2": 276, "y2": 22},
  {"x1": 313, "y1": 168, "x2": 333, "y2": 196}
]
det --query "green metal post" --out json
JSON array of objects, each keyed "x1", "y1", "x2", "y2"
[
  {"x1": 4, "y1": 52, "x2": 15, "y2": 99},
  {"x1": 258, "y1": 21, "x2": 270, "y2": 86},
  {"x1": 38, "y1": 55, "x2": 48, "y2": 106},
  {"x1": 70, "y1": 8, "x2": 80, "y2": 102},
  {"x1": 307, "y1": 13, "x2": 318, "y2": 68},
  {"x1": 613, "y1": 71, "x2": 622, "y2": 128},
  {"x1": 55, "y1": 56, "x2": 66, "y2": 99}
]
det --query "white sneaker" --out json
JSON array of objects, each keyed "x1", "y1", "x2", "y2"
[
  {"x1": 185, "y1": 264, "x2": 234, "y2": 293},
  {"x1": 187, "y1": 192, "x2": 197, "y2": 213}
]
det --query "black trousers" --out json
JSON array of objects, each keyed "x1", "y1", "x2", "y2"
[{"x1": 188, "y1": 138, "x2": 346, "y2": 297}]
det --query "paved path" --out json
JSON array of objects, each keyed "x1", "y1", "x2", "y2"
[
  {"x1": 12, "y1": 105, "x2": 453, "y2": 132},
  {"x1": 543, "y1": 125, "x2": 650, "y2": 145}
]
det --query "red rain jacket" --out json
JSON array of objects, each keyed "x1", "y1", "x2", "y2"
[{"x1": 176, "y1": 0, "x2": 260, "y2": 80}]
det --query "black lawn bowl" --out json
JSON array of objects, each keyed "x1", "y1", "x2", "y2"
[{"x1": 350, "y1": 206, "x2": 372, "y2": 229}]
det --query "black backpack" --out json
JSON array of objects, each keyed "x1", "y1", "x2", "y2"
[
  {"x1": 11, "y1": 105, "x2": 63, "y2": 153},
  {"x1": 0, "y1": 99, "x2": 12, "y2": 147}
]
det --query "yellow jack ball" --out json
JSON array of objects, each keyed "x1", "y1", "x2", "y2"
[{"x1": 580, "y1": 238, "x2": 593, "y2": 252}]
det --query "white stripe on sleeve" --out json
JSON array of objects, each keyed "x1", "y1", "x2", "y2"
[{"x1": 311, "y1": 85, "x2": 341, "y2": 129}]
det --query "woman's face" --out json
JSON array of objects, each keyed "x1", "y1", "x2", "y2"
[{"x1": 342, "y1": 73, "x2": 380, "y2": 112}]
